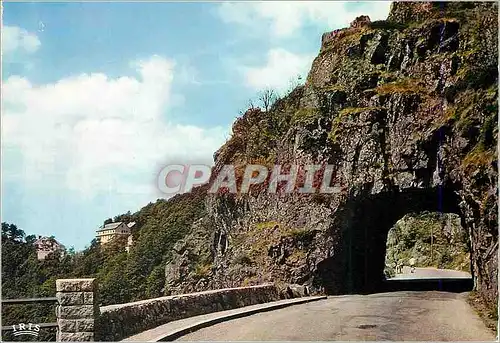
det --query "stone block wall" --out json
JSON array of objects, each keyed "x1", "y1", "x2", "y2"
[
  {"x1": 97, "y1": 284, "x2": 279, "y2": 341},
  {"x1": 56, "y1": 279, "x2": 99, "y2": 341}
]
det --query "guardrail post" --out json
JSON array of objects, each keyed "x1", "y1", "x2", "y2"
[{"x1": 56, "y1": 279, "x2": 99, "y2": 341}]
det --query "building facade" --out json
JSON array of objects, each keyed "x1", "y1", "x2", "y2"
[
  {"x1": 96, "y1": 221, "x2": 136, "y2": 248},
  {"x1": 96, "y1": 222, "x2": 130, "y2": 244},
  {"x1": 33, "y1": 236, "x2": 66, "y2": 260}
]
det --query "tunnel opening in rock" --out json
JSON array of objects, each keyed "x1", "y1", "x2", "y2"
[
  {"x1": 383, "y1": 211, "x2": 471, "y2": 279},
  {"x1": 314, "y1": 186, "x2": 474, "y2": 295}
]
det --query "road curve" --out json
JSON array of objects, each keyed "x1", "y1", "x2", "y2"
[{"x1": 176, "y1": 291, "x2": 494, "y2": 341}]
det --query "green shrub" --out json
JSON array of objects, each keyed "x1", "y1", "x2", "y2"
[
  {"x1": 369, "y1": 20, "x2": 409, "y2": 30},
  {"x1": 374, "y1": 78, "x2": 427, "y2": 95},
  {"x1": 234, "y1": 253, "x2": 253, "y2": 266},
  {"x1": 292, "y1": 108, "x2": 321, "y2": 124},
  {"x1": 194, "y1": 262, "x2": 212, "y2": 277}
]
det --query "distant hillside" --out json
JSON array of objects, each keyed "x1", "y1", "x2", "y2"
[
  {"x1": 1, "y1": 185, "x2": 208, "y2": 311},
  {"x1": 384, "y1": 212, "x2": 470, "y2": 278},
  {"x1": 70, "y1": 186, "x2": 209, "y2": 305}
]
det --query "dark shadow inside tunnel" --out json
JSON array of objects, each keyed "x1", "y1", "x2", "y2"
[{"x1": 314, "y1": 187, "x2": 474, "y2": 295}]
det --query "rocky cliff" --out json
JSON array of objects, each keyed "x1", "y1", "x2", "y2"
[{"x1": 164, "y1": 2, "x2": 498, "y2": 307}]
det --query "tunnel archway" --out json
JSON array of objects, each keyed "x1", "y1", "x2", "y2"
[
  {"x1": 314, "y1": 186, "x2": 471, "y2": 295},
  {"x1": 383, "y1": 211, "x2": 471, "y2": 279}
]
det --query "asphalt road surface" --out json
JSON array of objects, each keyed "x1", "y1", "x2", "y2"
[
  {"x1": 178, "y1": 270, "x2": 493, "y2": 341},
  {"x1": 390, "y1": 267, "x2": 472, "y2": 279},
  {"x1": 177, "y1": 292, "x2": 494, "y2": 341}
]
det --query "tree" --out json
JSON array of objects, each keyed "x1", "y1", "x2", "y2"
[
  {"x1": 25, "y1": 234, "x2": 37, "y2": 244},
  {"x1": 2, "y1": 222, "x2": 25, "y2": 241},
  {"x1": 238, "y1": 98, "x2": 257, "y2": 116},
  {"x1": 247, "y1": 98, "x2": 256, "y2": 110},
  {"x1": 114, "y1": 210, "x2": 133, "y2": 224},
  {"x1": 258, "y1": 88, "x2": 278, "y2": 112}
]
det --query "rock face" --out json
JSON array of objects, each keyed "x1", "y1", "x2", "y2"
[
  {"x1": 164, "y1": 2, "x2": 498, "y2": 308},
  {"x1": 350, "y1": 15, "x2": 371, "y2": 29}
]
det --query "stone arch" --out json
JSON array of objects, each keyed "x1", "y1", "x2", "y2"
[{"x1": 313, "y1": 186, "x2": 466, "y2": 294}]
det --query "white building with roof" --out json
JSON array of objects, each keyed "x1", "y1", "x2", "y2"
[{"x1": 96, "y1": 221, "x2": 131, "y2": 245}]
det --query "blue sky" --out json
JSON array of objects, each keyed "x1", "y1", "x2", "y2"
[{"x1": 2, "y1": 1, "x2": 391, "y2": 250}]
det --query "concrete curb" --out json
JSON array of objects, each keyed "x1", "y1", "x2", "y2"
[{"x1": 154, "y1": 296, "x2": 327, "y2": 341}]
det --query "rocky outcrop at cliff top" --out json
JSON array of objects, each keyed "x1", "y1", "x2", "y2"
[{"x1": 164, "y1": 2, "x2": 498, "y2": 306}]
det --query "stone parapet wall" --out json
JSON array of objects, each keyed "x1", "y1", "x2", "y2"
[
  {"x1": 97, "y1": 284, "x2": 279, "y2": 341},
  {"x1": 56, "y1": 279, "x2": 99, "y2": 341}
]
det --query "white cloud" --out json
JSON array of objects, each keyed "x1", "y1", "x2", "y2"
[
  {"x1": 241, "y1": 48, "x2": 314, "y2": 92},
  {"x1": 2, "y1": 25, "x2": 41, "y2": 54},
  {"x1": 218, "y1": 1, "x2": 392, "y2": 38},
  {"x1": 2, "y1": 55, "x2": 227, "y2": 198}
]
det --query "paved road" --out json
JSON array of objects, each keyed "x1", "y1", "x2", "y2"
[
  {"x1": 123, "y1": 296, "x2": 326, "y2": 341},
  {"x1": 390, "y1": 267, "x2": 472, "y2": 279},
  {"x1": 177, "y1": 291, "x2": 494, "y2": 341}
]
